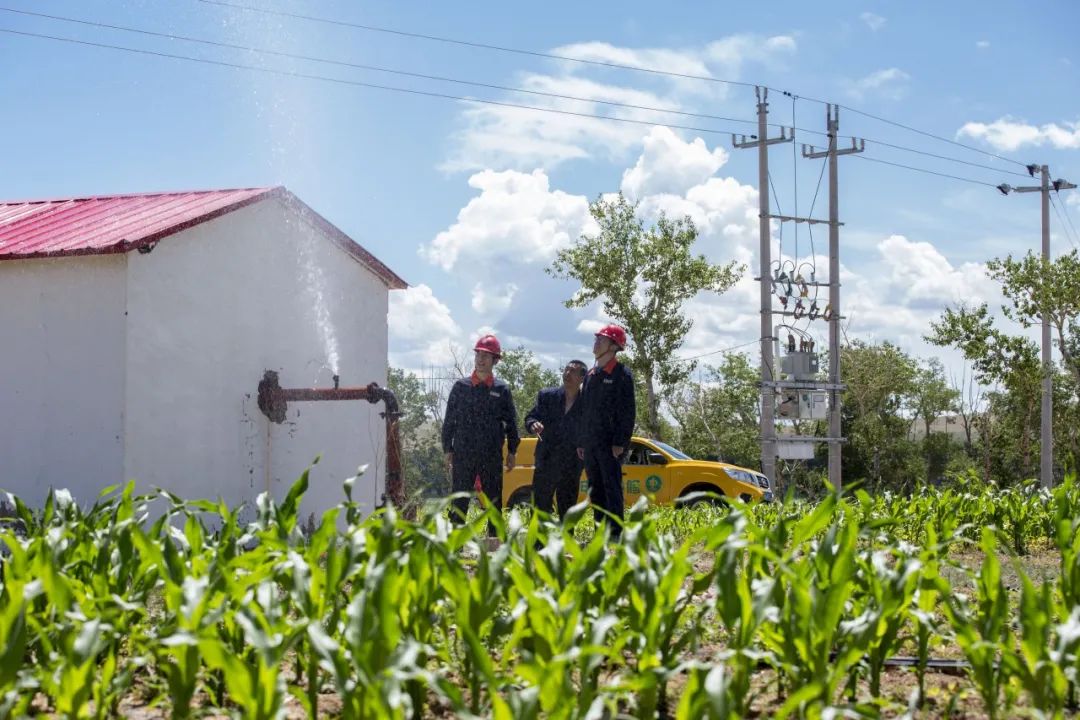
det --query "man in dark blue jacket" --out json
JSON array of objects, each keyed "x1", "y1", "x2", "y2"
[
  {"x1": 524, "y1": 359, "x2": 587, "y2": 519},
  {"x1": 577, "y1": 324, "x2": 635, "y2": 540},
  {"x1": 442, "y1": 334, "x2": 520, "y2": 536}
]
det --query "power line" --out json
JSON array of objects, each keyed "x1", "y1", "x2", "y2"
[
  {"x1": 0, "y1": 6, "x2": 760, "y2": 129},
  {"x1": 836, "y1": 104, "x2": 1030, "y2": 169},
  {"x1": 9, "y1": 5, "x2": 1035, "y2": 184},
  {"x1": 195, "y1": 0, "x2": 757, "y2": 89},
  {"x1": 854, "y1": 138, "x2": 1032, "y2": 178},
  {"x1": 0, "y1": 24, "x2": 1030, "y2": 193},
  {"x1": 1049, "y1": 194, "x2": 1080, "y2": 251},
  {"x1": 1055, "y1": 194, "x2": 1080, "y2": 251},
  {"x1": 195, "y1": 0, "x2": 1032, "y2": 170},
  {"x1": 0, "y1": 27, "x2": 747, "y2": 139},
  {"x1": 673, "y1": 339, "x2": 760, "y2": 364},
  {"x1": 851, "y1": 154, "x2": 1000, "y2": 188}
]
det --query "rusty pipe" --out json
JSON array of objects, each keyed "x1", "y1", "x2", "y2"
[{"x1": 257, "y1": 370, "x2": 406, "y2": 513}]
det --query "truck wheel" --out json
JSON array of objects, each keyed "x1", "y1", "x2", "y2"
[
  {"x1": 676, "y1": 487, "x2": 727, "y2": 508},
  {"x1": 508, "y1": 487, "x2": 533, "y2": 508}
]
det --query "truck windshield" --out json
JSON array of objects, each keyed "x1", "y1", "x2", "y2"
[{"x1": 650, "y1": 440, "x2": 691, "y2": 460}]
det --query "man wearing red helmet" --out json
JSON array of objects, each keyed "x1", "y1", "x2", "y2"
[
  {"x1": 442, "y1": 334, "x2": 520, "y2": 536},
  {"x1": 577, "y1": 324, "x2": 636, "y2": 540}
]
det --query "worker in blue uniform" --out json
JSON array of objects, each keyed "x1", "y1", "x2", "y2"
[
  {"x1": 442, "y1": 334, "x2": 519, "y2": 536},
  {"x1": 524, "y1": 359, "x2": 587, "y2": 519},
  {"x1": 577, "y1": 324, "x2": 636, "y2": 540}
]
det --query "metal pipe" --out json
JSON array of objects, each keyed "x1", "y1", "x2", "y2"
[{"x1": 257, "y1": 370, "x2": 406, "y2": 514}]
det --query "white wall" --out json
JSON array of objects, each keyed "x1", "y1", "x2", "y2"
[
  {"x1": 123, "y1": 199, "x2": 389, "y2": 522},
  {"x1": 0, "y1": 255, "x2": 126, "y2": 508}
]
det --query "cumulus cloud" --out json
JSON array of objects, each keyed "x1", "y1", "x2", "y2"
[
  {"x1": 860, "y1": 12, "x2": 886, "y2": 31},
  {"x1": 621, "y1": 126, "x2": 730, "y2": 200},
  {"x1": 444, "y1": 33, "x2": 796, "y2": 172},
  {"x1": 471, "y1": 282, "x2": 519, "y2": 314},
  {"x1": 388, "y1": 284, "x2": 463, "y2": 367},
  {"x1": 846, "y1": 68, "x2": 910, "y2": 101},
  {"x1": 957, "y1": 117, "x2": 1080, "y2": 151},
  {"x1": 419, "y1": 123, "x2": 1008, "y2": 383},
  {"x1": 421, "y1": 169, "x2": 593, "y2": 271},
  {"x1": 418, "y1": 169, "x2": 597, "y2": 339},
  {"x1": 876, "y1": 235, "x2": 995, "y2": 307}
]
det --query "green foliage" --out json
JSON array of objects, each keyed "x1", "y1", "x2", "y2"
[
  {"x1": 549, "y1": 193, "x2": 743, "y2": 439},
  {"x1": 1, "y1": 475, "x2": 1080, "y2": 718},
  {"x1": 388, "y1": 366, "x2": 449, "y2": 500},
  {"x1": 668, "y1": 353, "x2": 759, "y2": 466}
]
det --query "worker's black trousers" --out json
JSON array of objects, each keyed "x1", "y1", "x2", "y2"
[
  {"x1": 532, "y1": 453, "x2": 583, "y2": 520},
  {"x1": 584, "y1": 445, "x2": 624, "y2": 539},
  {"x1": 450, "y1": 453, "x2": 502, "y2": 537}
]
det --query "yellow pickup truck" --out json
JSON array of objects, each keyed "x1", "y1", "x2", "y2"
[{"x1": 503, "y1": 436, "x2": 773, "y2": 508}]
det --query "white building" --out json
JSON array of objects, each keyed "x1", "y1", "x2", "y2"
[{"x1": 0, "y1": 187, "x2": 406, "y2": 522}]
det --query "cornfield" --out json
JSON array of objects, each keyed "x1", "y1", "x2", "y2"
[{"x1": 1, "y1": 472, "x2": 1079, "y2": 719}]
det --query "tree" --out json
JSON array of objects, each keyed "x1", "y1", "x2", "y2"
[
  {"x1": 494, "y1": 346, "x2": 561, "y2": 432},
  {"x1": 667, "y1": 353, "x2": 759, "y2": 467},
  {"x1": 988, "y1": 249, "x2": 1080, "y2": 386},
  {"x1": 910, "y1": 358, "x2": 960, "y2": 483},
  {"x1": 928, "y1": 304, "x2": 1043, "y2": 481},
  {"x1": 549, "y1": 194, "x2": 743, "y2": 438},
  {"x1": 387, "y1": 367, "x2": 448, "y2": 500},
  {"x1": 840, "y1": 341, "x2": 921, "y2": 490}
]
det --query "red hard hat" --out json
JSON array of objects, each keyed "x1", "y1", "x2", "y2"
[
  {"x1": 474, "y1": 334, "x2": 502, "y2": 358},
  {"x1": 595, "y1": 324, "x2": 627, "y2": 350}
]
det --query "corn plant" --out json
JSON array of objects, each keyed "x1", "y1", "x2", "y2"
[{"x1": 942, "y1": 528, "x2": 1015, "y2": 720}]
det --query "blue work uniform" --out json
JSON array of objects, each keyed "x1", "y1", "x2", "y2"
[
  {"x1": 524, "y1": 385, "x2": 583, "y2": 518},
  {"x1": 578, "y1": 358, "x2": 635, "y2": 538},
  {"x1": 442, "y1": 373, "x2": 520, "y2": 534}
]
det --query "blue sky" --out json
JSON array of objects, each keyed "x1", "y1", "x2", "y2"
[{"x1": 2, "y1": 0, "x2": 1078, "y2": 379}]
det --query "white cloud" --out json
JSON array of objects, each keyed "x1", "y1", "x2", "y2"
[
  {"x1": 388, "y1": 284, "x2": 463, "y2": 367},
  {"x1": 444, "y1": 34, "x2": 796, "y2": 172},
  {"x1": 957, "y1": 117, "x2": 1080, "y2": 151},
  {"x1": 860, "y1": 12, "x2": 886, "y2": 31},
  {"x1": 421, "y1": 169, "x2": 593, "y2": 272},
  {"x1": 471, "y1": 282, "x2": 519, "y2": 314},
  {"x1": 621, "y1": 126, "x2": 730, "y2": 200},
  {"x1": 846, "y1": 68, "x2": 910, "y2": 101},
  {"x1": 876, "y1": 235, "x2": 995, "y2": 306},
  {"x1": 422, "y1": 127, "x2": 1014, "y2": 385},
  {"x1": 976, "y1": 40, "x2": 991, "y2": 49}
]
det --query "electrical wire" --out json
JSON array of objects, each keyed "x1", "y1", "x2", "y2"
[
  {"x1": 768, "y1": 170, "x2": 784, "y2": 255},
  {"x1": 1, "y1": 11, "x2": 1035, "y2": 201},
  {"x1": 791, "y1": 95, "x2": 799, "y2": 266},
  {"x1": 673, "y1": 339, "x2": 760, "y2": 364},
  {"x1": 0, "y1": 27, "x2": 748, "y2": 139},
  {"x1": 195, "y1": 0, "x2": 1032, "y2": 171},
  {"x1": 852, "y1": 138, "x2": 1032, "y2": 178},
  {"x1": 1054, "y1": 193, "x2": 1080, "y2": 251},
  {"x1": 851, "y1": 154, "x2": 1000, "y2": 188},
  {"x1": 6, "y1": 5, "x2": 1034, "y2": 183},
  {"x1": 195, "y1": 0, "x2": 759, "y2": 88},
  {"x1": 836, "y1": 103, "x2": 1030, "y2": 169},
  {"x1": 0, "y1": 6, "x2": 761, "y2": 130},
  {"x1": 1049, "y1": 194, "x2": 1080, "y2": 251}
]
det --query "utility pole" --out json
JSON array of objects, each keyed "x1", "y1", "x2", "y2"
[
  {"x1": 1006, "y1": 166, "x2": 1077, "y2": 489},
  {"x1": 803, "y1": 105, "x2": 864, "y2": 491},
  {"x1": 732, "y1": 86, "x2": 792, "y2": 486}
]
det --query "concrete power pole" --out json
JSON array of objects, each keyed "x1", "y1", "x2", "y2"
[
  {"x1": 1008, "y1": 166, "x2": 1076, "y2": 489},
  {"x1": 732, "y1": 86, "x2": 792, "y2": 486},
  {"x1": 803, "y1": 105, "x2": 863, "y2": 491}
]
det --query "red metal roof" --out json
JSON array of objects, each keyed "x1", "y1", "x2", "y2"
[{"x1": 0, "y1": 186, "x2": 406, "y2": 289}]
